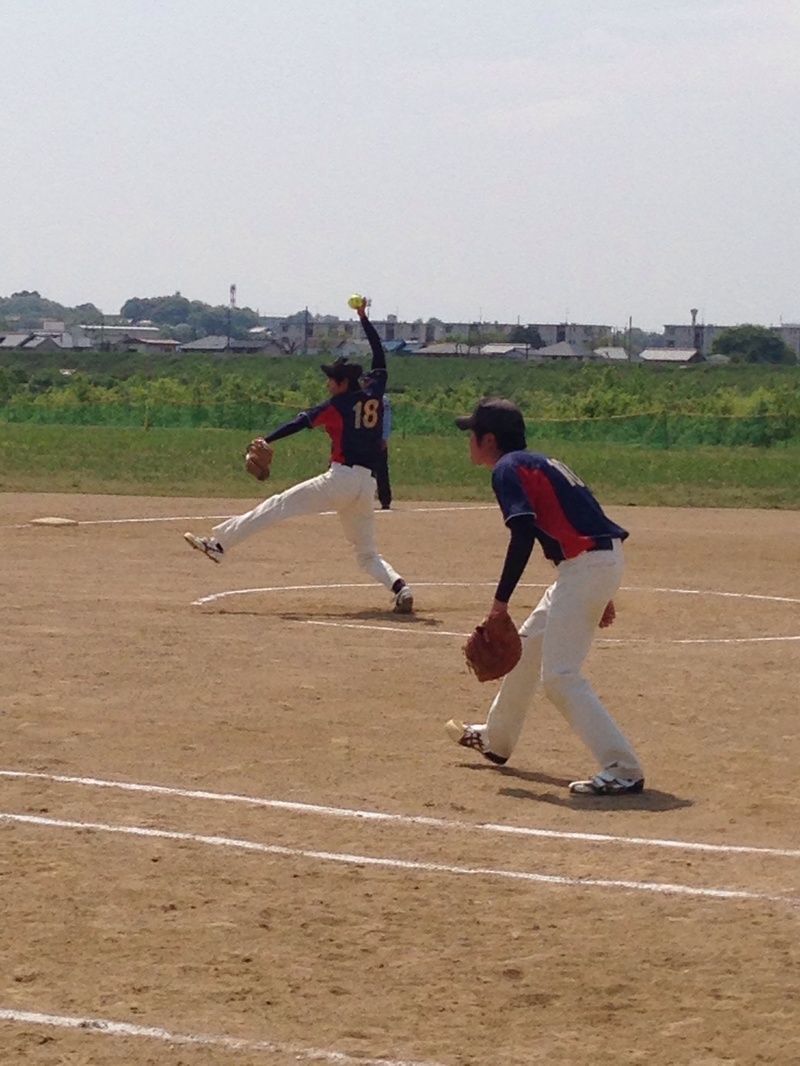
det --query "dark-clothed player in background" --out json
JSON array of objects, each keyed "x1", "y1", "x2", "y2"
[
  {"x1": 446, "y1": 397, "x2": 643, "y2": 795},
  {"x1": 374, "y1": 393, "x2": 392, "y2": 509},
  {"x1": 184, "y1": 296, "x2": 414, "y2": 614}
]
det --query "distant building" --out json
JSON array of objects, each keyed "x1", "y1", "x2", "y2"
[
  {"x1": 536, "y1": 341, "x2": 599, "y2": 361},
  {"x1": 412, "y1": 342, "x2": 534, "y2": 359},
  {"x1": 105, "y1": 334, "x2": 182, "y2": 353},
  {"x1": 245, "y1": 312, "x2": 800, "y2": 362},
  {"x1": 777, "y1": 324, "x2": 800, "y2": 358},
  {"x1": 0, "y1": 332, "x2": 35, "y2": 349},
  {"x1": 477, "y1": 344, "x2": 532, "y2": 360},
  {"x1": 383, "y1": 340, "x2": 424, "y2": 354},
  {"x1": 77, "y1": 323, "x2": 162, "y2": 343},
  {"x1": 413, "y1": 342, "x2": 467, "y2": 357},
  {"x1": 637, "y1": 347, "x2": 704, "y2": 365},
  {"x1": 594, "y1": 346, "x2": 630, "y2": 361},
  {"x1": 663, "y1": 323, "x2": 720, "y2": 354},
  {"x1": 534, "y1": 323, "x2": 612, "y2": 349},
  {"x1": 248, "y1": 315, "x2": 613, "y2": 354},
  {"x1": 0, "y1": 332, "x2": 64, "y2": 351},
  {"x1": 177, "y1": 334, "x2": 287, "y2": 355},
  {"x1": 663, "y1": 320, "x2": 800, "y2": 359}
]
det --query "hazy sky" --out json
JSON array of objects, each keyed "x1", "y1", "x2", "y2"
[{"x1": 3, "y1": 0, "x2": 799, "y2": 331}]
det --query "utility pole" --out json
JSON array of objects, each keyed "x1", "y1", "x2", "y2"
[{"x1": 226, "y1": 283, "x2": 236, "y2": 349}]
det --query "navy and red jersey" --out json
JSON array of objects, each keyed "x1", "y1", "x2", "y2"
[
  {"x1": 303, "y1": 370, "x2": 386, "y2": 469},
  {"x1": 492, "y1": 450, "x2": 628, "y2": 564},
  {"x1": 264, "y1": 315, "x2": 387, "y2": 471}
]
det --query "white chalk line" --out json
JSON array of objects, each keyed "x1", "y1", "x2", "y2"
[
  {"x1": 0, "y1": 1008, "x2": 441, "y2": 1066},
  {"x1": 3, "y1": 769, "x2": 799, "y2": 859},
  {"x1": 70, "y1": 513, "x2": 236, "y2": 526},
  {"x1": 192, "y1": 579, "x2": 800, "y2": 608},
  {"x1": 192, "y1": 580, "x2": 525, "y2": 606},
  {"x1": 192, "y1": 579, "x2": 800, "y2": 645},
  {"x1": 627, "y1": 584, "x2": 800, "y2": 605},
  {"x1": 306, "y1": 621, "x2": 469, "y2": 637},
  {"x1": 20, "y1": 505, "x2": 800, "y2": 641},
  {"x1": 1, "y1": 811, "x2": 789, "y2": 905},
  {"x1": 15, "y1": 503, "x2": 493, "y2": 530},
  {"x1": 298, "y1": 622, "x2": 800, "y2": 643}
]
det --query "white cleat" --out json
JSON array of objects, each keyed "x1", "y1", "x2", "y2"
[
  {"x1": 184, "y1": 532, "x2": 224, "y2": 564},
  {"x1": 569, "y1": 770, "x2": 645, "y2": 796},
  {"x1": 393, "y1": 585, "x2": 414, "y2": 614},
  {"x1": 445, "y1": 719, "x2": 508, "y2": 765}
]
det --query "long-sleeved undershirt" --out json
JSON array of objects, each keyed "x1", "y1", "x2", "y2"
[{"x1": 495, "y1": 513, "x2": 538, "y2": 603}]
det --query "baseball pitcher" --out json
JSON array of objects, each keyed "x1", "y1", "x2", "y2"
[{"x1": 184, "y1": 296, "x2": 414, "y2": 614}]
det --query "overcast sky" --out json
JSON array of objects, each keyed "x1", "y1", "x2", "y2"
[{"x1": 3, "y1": 0, "x2": 799, "y2": 331}]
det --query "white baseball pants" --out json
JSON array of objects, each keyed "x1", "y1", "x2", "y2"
[
  {"x1": 211, "y1": 463, "x2": 403, "y2": 591},
  {"x1": 483, "y1": 541, "x2": 642, "y2": 778}
]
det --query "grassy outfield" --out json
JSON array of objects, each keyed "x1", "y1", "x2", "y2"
[{"x1": 1, "y1": 422, "x2": 799, "y2": 509}]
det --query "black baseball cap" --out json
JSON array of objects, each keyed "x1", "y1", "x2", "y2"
[
  {"x1": 320, "y1": 356, "x2": 364, "y2": 384},
  {"x1": 455, "y1": 397, "x2": 526, "y2": 436}
]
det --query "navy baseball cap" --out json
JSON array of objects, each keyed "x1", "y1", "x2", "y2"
[
  {"x1": 320, "y1": 356, "x2": 363, "y2": 383},
  {"x1": 455, "y1": 397, "x2": 526, "y2": 436}
]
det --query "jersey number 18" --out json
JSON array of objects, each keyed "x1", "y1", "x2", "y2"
[{"x1": 354, "y1": 398, "x2": 380, "y2": 430}]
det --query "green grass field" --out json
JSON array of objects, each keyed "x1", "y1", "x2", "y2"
[{"x1": 2, "y1": 422, "x2": 798, "y2": 509}]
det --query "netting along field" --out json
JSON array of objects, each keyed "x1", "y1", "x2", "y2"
[{"x1": 2, "y1": 492, "x2": 800, "y2": 1066}]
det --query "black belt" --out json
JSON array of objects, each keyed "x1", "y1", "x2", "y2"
[
  {"x1": 555, "y1": 537, "x2": 616, "y2": 565},
  {"x1": 587, "y1": 536, "x2": 614, "y2": 552}
]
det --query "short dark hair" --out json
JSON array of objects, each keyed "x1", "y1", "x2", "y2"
[
  {"x1": 474, "y1": 425, "x2": 527, "y2": 453},
  {"x1": 456, "y1": 397, "x2": 527, "y2": 453},
  {"x1": 320, "y1": 356, "x2": 364, "y2": 389}
]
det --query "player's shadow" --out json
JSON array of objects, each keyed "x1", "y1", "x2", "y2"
[
  {"x1": 279, "y1": 609, "x2": 442, "y2": 627},
  {"x1": 460, "y1": 762, "x2": 692, "y2": 811}
]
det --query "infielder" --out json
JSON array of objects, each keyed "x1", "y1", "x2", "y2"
[
  {"x1": 446, "y1": 397, "x2": 643, "y2": 795},
  {"x1": 374, "y1": 392, "x2": 393, "y2": 510},
  {"x1": 184, "y1": 296, "x2": 414, "y2": 614}
]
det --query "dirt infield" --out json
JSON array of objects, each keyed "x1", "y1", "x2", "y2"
[{"x1": 2, "y1": 492, "x2": 800, "y2": 1066}]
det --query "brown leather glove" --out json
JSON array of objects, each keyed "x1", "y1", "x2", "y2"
[
  {"x1": 463, "y1": 611, "x2": 522, "y2": 682},
  {"x1": 244, "y1": 438, "x2": 274, "y2": 481}
]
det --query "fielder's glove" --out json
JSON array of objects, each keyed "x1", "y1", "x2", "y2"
[
  {"x1": 244, "y1": 438, "x2": 274, "y2": 481},
  {"x1": 463, "y1": 611, "x2": 522, "y2": 682}
]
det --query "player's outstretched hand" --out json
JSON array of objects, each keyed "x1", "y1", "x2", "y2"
[{"x1": 348, "y1": 294, "x2": 368, "y2": 317}]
